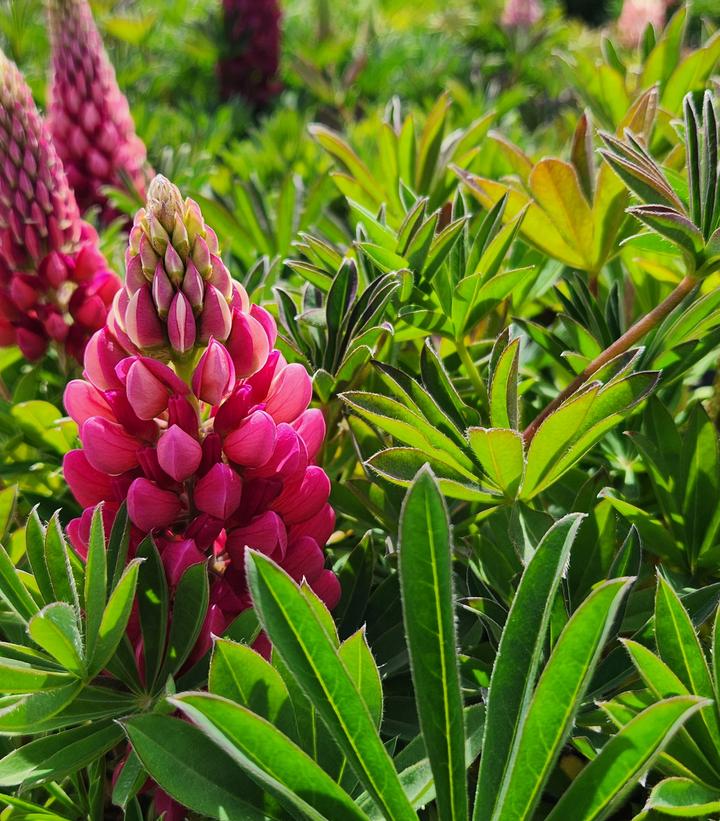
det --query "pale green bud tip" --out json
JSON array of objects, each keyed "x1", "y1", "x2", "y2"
[{"x1": 147, "y1": 174, "x2": 184, "y2": 234}]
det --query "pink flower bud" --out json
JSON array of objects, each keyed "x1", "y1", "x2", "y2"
[
  {"x1": 223, "y1": 410, "x2": 276, "y2": 468},
  {"x1": 167, "y1": 396, "x2": 199, "y2": 436},
  {"x1": 291, "y1": 409, "x2": 326, "y2": 462},
  {"x1": 199, "y1": 285, "x2": 232, "y2": 343},
  {"x1": 161, "y1": 538, "x2": 205, "y2": 587},
  {"x1": 125, "y1": 358, "x2": 170, "y2": 420},
  {"x1": 194, "y1": 463, "x2": 242, "y2": 520},
  {"x1": 226, "y1": 511, "x2": 287, "y2": 559},
  {"x1": 192, "y1": 235, "x2": 211, "y2": 276},
  {"x1": 164, "y1": 242, "x2": 184, "y2": 285},
  {"x1": 213, "y1": 385, "x2": 252, "y2": 437},
  {"x1": 225, "y1": 309, "x2": 270, "y2": 378},
  {"x1": 63, "y1": 449, "x2": 115, "y2": 507},
  {"x1": 199, "y1": 432, "x2": 223, "y2": 477},
  {"x1": 289, "y1": 503, "x2": 336, "y2": 547},
  {"x1": 249, "y1": 423, "x2": 305, "y2": 479},
  {"x1": 148, "y1": 213, "x2": 170, "y2": 255},
  {"x1": 191, "y1": 338, "x2": 235, "y2": 405},
  {"x1": 157, "y1": 425, "x2": 203, "y2": 482},
  {"x1": 151, "y1": 263, "x2": 174, "y2": 318},
  {"x1": 127, "y1": 478, "x2": 181, "y2": 532},
  {"x1": 281, "y1": 536, "x2": 324, "y2": 582},
  {"x1": 186, "y1": 512, "x2": 224, "y2": 551},
  {"x1": 10, "y1": 275, "x2": 38, "y2": 310},
  {"x1": 139, "y1": 232, "x2": 159, "y2": 276},
  {"x1": 84, "y1": 328, "x2": 125, "y2": 391},
  {"x1": 125, "y1": 285, "x2": 165, "y2": 350},
  {"x1": 125, "y1": 254, "x2": 146, "y2": 294},
  {"x1": 64, "y1": 379, "x2": 113, "y2": 425},
  {"x1": 104, "y1": 390, "x2": 157, "y2": 441},
  {"x1": 16, "y1": 324, "x2": 48, "y2": 361},
  {"x1": 208, "y1": 255, "x2": 232, "y2": 299},
  {"x1": 43, "y1": 251, "x2": 69, "y2": 288},
  {"x1": 80, "y1": 416, "x2": 142, "y2": 474},
  {"x1": 310, "y1": 569, "x2": 341, "y2": 609},
  {"x1": 264, "y1": 363, "x2": 312, "y2": 423},
  {"x1": 250, "y1": 304, "x2": 278, "y2": 348},
  {"x1": 167, "y1": 291, "x2": 196, "y2": 354},
  {"x1": 181, "y1": 260, "x2": 204, "y2": 310},
  {"x1": 272, "y1": 466, "x2": 331, "y2": 524}
]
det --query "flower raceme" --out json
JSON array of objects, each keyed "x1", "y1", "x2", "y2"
[
  {"x1": 63, "y1": 177, "x2": 339, "y2": 659},
  {"x1": 46, "y1": 0, "x2": 150, "y2": 223},
  {"x1": 0, "y1": 52, "x2": 119, "y2": 362},
  {"x1": 501, "y1": 0, "x2": 542, "y2": 29}
]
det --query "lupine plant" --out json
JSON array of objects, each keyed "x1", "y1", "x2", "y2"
[{"x1": 2, "y1": 2, "x2": 720, "y2": 820}]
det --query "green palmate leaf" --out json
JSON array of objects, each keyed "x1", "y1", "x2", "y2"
[
  {"x1": 135, "y1": 537, "x2": 168, "y2": 689},
  {"x1": 489, "y1": 337, "x2": 520, "y2": 430},
  {"x1": 209, "y1": 638, "x2": 296, "y2": 739},
  {"x1": 644, "y1": 777, "x2": 720, "y2": 816},
  {"x1": 25, "y1": 509, "x2": 53, "y2": 605},
  {"x1": 492, "y1": 578, "x2": 634, "y2": 821},
  {"x1": 0, "y1": 543, "x2": 39, "y2": 621},
  {"x1": 399, "y1": 467, "x2": 467, "y2": 821},
  {"x1": 0, "y1": 682, "x2": 82, "y2": 734},
  {"x1": 124, "y1": 713, "x2": 269, "y2": 821},
  {"x1": 27, "y1": 603, "x2": 84, "y2": 676},
  {"x1": 0, "y1": 722, "x2": 123, "y2": 787},
  {"x1": 338, "y1": 630, "x2": 383, "y2": 728},
  {"x1": 171, "y1": 693, "x2": 369, "y2": 821},
  {"x1": 159, "y1": 561, "x2": 209, "y2": 681},
  {"x1": 0, "y1": 659, "x2": 71, "y2": 693},
  {"x1": 245, "y1": 550, "x2": 415, "y2": 821},
  {"x1": 474, "y1": 514, "x2": 584, "y2": 821},
  {"x1": 43, "y1": 513, "x2": 79, "y2": 610},
  {"x1": 83, "y1": 506, "x2": 107, "y2": 664},
  {"x1": 547, "y1": 696, "x2": 709, "y2": 821},
  {"x1": 89, "y1": 559, "x2": 142, "y2": 678},
  {"x1": 467, "y1": 428, "x2": 524, "y2": 498}
]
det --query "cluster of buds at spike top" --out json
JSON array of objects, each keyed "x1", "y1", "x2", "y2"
[
  {"x1": 46, "y1": 0, "x2": 150, "y2": 223},
  {"x1": 218, "y1": 0, "x2": 282, "y2": 107},
  {"x1": 0, "y1": 52, "x2": 119, "y2": 362},
  {"x1": 109, "y1": 175, "x2": 243, "y2": 362},
  {"x1": 63, "y1": 178, "x2": 339, "y2": 661},
  {"x1": 501, "y1": 0, "x2": 542, "y2": 29},
  {"x1": 617, "y1": 0, "x2": 668, "y2": 48}
]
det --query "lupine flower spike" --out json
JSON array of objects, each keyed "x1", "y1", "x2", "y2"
[
  {"x1": 501, "y1": 0, "x2": 542, "y2": 29},
  {"x1": 218, "y1": 0, "x2": 282, "y2": 106},
  {"x1": 617, "y1": 0, "x2": 667, "y2": 48},
  {"x1": 65, "y1": 174, "x2": 339, "y2": 664},
  {"x1": 46, "y1": 0, "x2": 150, "y2": 222},
  {"x1": 0, "y1": 51, "x2": 119, "y2": 362}
]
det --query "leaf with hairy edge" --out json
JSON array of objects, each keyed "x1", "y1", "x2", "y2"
[
  {"x1": 492, "y1": 578, "x2": 634, "y2": 821},
  {"x1": 0, "y1": 722, "x2": 123, "y2": 787},
  {"x1": 245, "y1": 551, "x2": 416, "y2": 821},
  {"x1": 339, "y1": 629, "x2": 383, "y2": 728},
  {"x1": 644, "y1": 777, "x2": 720, "y2": 816},
  {"x1": 159, "y1": 561, "x2": 209, "y2": 680},
  {"x1": 84, "y1": 506, "x2": 107, "y2": 663},
  {"x1": 135, "y1": 537, "x2": 168, "y2": 689},
  {"x1": 0, "y1": 660, "x2": 72, "y2": 693},
  {"x1": 473, "y1": 514, "x2": 584, "y2": 821},
  {"x1": 27, "y1": 603, "x2": 84, "y2": 676},
  {"x1": 89, "y1": 559, "x2": 142, "y2": 678},
  {"x1": 399, "y1": 467, "x2": 468, "y2": 821},
  {"x1": 171, "y1": 693, "x2": 370, "y2": 821},
  {"x1": 547, "y1": 696, "x2": 708, "y2": 820},
  {"x1": 0, "y1": 544, "x2": 38, "y2": 621},
  {"x1": 0, "y1": 682, "x2": 82, "y2": 734},
  {"x1": 124, "y1": 714, "x2": 269, "y2": 821},
  {"x1": 25, "y1": 509, "x2": 53, "y2": 604},
  {"x1": 467, "y1": 428, "x2": 524, "y2": 498}
]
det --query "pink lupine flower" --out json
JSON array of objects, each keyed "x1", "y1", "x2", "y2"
[
  {"x1": 0, "y1": 52, "x2": 120, "y2": 363},
  {"x1": 617, "y1": 0, "x2": 667, "y2": 48},
  {"x1": 218, "y1": 0, "x2": 282, "y2": 107},
  {"x1": 501, "y1": 0, "x2": 542, "y2": 29},
  {"x1": 46, "y1": 0, "x2": 150, "y2": 223},
  {"x1": 63, "y1": 177, "x2": 340, "y2": 670}
]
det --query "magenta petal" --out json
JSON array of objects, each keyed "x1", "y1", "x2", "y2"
[
  {"x1": 127, "y1": 478, "x2": 181, "y2": 532},
  {"x1": 226, "y1": 309, "x2": 270, "y2": 378},
  {"x1": 80, "y1": 416, "x2": 141, "y2": 474},
  {"x1": 310, "y1": 570, "x2": 341, "y2": 609},
  {"x1": 161, "y1": 538, "x2": 205, "y2": 587},
  {"x1": 167, "y1": 291, "x2": 196, "y2": 354},
  {"x1": 63, "y1": 450, "x2": 115, "y2": 507},
  {"x1": 249, "y1": 423, "x2": 305, "y2": 480},
  {"x1": 83, "y1": 328, "x2": 125, "y2": 390},
  {"x1": 191, "y1": 338, "x2": 235, "y2": 406},
  {"x1": 281, "y1": 536, "x2": 324, "y2": 582},
  {"x1": 199, "y1": 285, "x2": 232, "y2": 343},
  {"x1": 291, "y1": 409, "x2": 326, "y2": 462},
  {"x1": 63, "y1": 379, "x2": 113, "y2": 425},
  {"x1": 125, "y1": 359, "x2": 169, "y2": 420},
  {"x1": 157, "y1": 425, "x2": 203, "y2": 482},
  {"x1": 289, "y1": 503, "x2": 336, "y2": 547},
  {"x1": 226, "y1": 511, "x2": 287, "y2": 559},
  {"x1": 264, "y1": 363, "x2": 312, "y2": 423},
  {"x1": 223, "y1": 410, "x2": 276, "y2": 468},
  {"x1": 272, "y1": 466, "x2": 331, "y2": 524},
  {"x1": 193, "y1": 463, "x2": 242, "y2": 520},
  {"x1": 125, "y1": 284, "x2": 165, "y2": 349}
]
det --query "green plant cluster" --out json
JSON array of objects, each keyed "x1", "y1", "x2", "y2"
[{"x1": 3, "y1": 1, "x2": 720, "y2": 819}]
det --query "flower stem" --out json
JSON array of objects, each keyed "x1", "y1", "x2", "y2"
[{"x1": 522, "y1": 274, "x2": 698, "y2": 445}]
